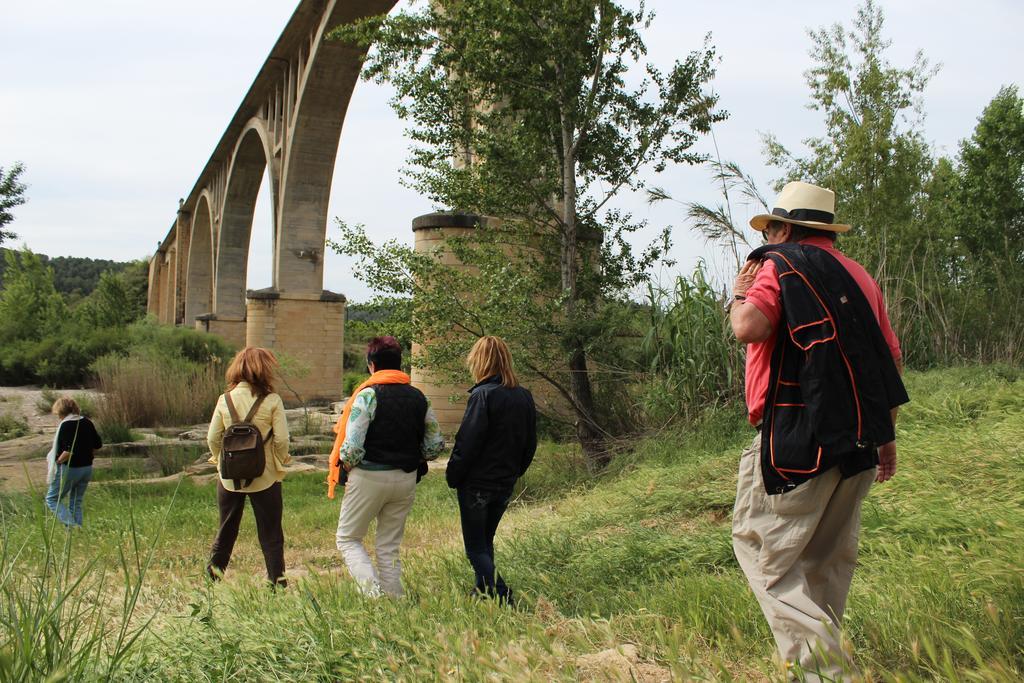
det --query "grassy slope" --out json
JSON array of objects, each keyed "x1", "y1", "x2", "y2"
[{"x1": 1, "y1": 366, "x2": 1022, "y2": 680}]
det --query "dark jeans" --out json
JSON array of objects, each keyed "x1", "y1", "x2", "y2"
[
  {"x1": 208, "y1": 481, "x2": 286, "y2": 586},
  {"x1": 457, "y1": 487, "x2": 512, "y2": 600}
]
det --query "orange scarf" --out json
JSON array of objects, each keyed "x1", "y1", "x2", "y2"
[{"x1": 327, "y1": 369, "x2": 411, "y2": 499}]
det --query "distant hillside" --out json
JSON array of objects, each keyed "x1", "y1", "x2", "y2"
[{"x1": 0, "y1": 247, "x2": 147, "y2": 297}]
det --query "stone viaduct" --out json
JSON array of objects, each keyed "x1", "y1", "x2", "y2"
[{"x1": 147, "y1": 0, "x2": 477, "y2": 429}]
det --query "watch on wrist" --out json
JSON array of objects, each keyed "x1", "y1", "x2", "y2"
[{"x1": 725, "y1": 293, "x2": 746, "y2": 312}]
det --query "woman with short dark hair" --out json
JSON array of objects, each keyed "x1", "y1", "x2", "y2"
[
  {"x1": 330, "y1": 336, "x2": 444, "y2": 597},
  {"x1": 206, "y1": 347, "x2": 291, "y2": 587},
  {"x1": 45, "y1": 396, "x2": 102, "y2": 527},
  {"x1": 446, "y1": 336, "x2": 537, "y2": 604}
]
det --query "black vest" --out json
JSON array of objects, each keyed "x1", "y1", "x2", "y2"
[
  {"x1": 749, "y1": 243, "x2": 909, "y2": 495},
  {"x1": 362, "y1": 384, "x2": 428, "y2": 472}
]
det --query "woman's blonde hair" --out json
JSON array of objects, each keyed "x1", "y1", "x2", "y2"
[
  {"x1": 51, "y1": 396, "x2": 80, "y2": 419},
  {"x1": 466, "y1": 336, "x2": 519, "y2": 388},
  {"x1": 225, "y1": 347, "x2": 278, "y2": 397}
]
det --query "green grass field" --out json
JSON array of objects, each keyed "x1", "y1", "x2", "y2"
[{"x1": 1, "y1": 366, "x2": 1021, "y2": 680}]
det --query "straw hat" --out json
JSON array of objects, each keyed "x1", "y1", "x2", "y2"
[{"x1": 749, "y1": 181, "x2": 851, "y2": 233}]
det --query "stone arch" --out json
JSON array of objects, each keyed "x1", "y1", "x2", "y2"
[
  {"x1": 274, "y1": 0, "x2": 399, "y2": 296},
  {"x1": 216, "y1": 120, "x2": 276, "y2": 319},
  {"x1": 183, "y1": 193, "x2": 214, "y2": 325}
]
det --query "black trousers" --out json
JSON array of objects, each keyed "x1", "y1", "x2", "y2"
[
  {"x1": 457, "y1": 487, "x2": 512, "y2": 599},
  {"x1": 208, "y1": 481, "x2": 286, "y2": 585}
]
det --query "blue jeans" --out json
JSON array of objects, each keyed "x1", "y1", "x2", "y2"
[
  {"x1": 456, "y1": 487, "x2": 512, "y2": 600},
  {"x1": 45, "y1": 465, "x2": 92, "y2": 527}
]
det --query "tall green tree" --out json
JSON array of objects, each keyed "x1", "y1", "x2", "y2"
[
  {"x1": 330, "y1": 0, "x2": 723, "y2": 463},
  {"x1": 0, "y1": 248, "x2": 66, "y2": 342},
  {"x1": 0, "y1": 163, "x2": 28, "y2": 246},
  {"x1": 77, "y1": 271, "x2": 140, "y2": 328},
  {"x1": 955, "y1": 85, "x2": 1024, "y2": 283},
  {"x1": 762, "y1": 0, "x2": 936, "y2": 278}
]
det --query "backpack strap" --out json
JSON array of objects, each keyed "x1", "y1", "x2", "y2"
[
  {"x1": 224, "y1": 392, "x2": 241, "y2": 424},
  {"x1": 243, "y1": 395, "x2": 268, "y2": 423}
]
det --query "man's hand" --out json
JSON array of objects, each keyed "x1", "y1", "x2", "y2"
[
  {"x1": 733, "y1": 259, "x2": 762, "y2": 298},
  {"x1": 876, "y1": 441, "x2": 897, "y2": 482},
  {"x1": 56, "y1": 450, "x2": 71, "y2": 465},
  {"x1": 730, "y1": 260, "x2": 773, "y2": 344}
]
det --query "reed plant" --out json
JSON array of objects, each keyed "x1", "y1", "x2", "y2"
[
  {"x1": 885, "y1": 247, "x2": 1024, "y2": 368},
  {"x1": 92, "y1": 350, "x2": 223, "y2": 430},
  {"x1": 638, "y1": 265, "x2": 744, "y2": 424}
]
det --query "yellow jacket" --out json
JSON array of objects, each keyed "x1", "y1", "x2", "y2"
[{"x1": 207, "y1": 382, "x2": 291, "y2": 493}]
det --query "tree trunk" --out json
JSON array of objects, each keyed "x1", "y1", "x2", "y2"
[
  {"x1": 568, "y1": 344, "x2": 607, "y2": 470},
  {"x1": 559, "y1": 101, "x2": 606, "y2": 470}
]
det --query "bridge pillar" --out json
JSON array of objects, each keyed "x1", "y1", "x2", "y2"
[
  {"x1": 409, "y1": 212, "x2": 483, "y2": 437},
  {"x1": 245, "y1": 289, "x2": 346, "y2": 406},
  {"x1": 409, "y1": 212, "x2": 576, "y2": 436},
  {"x1": 195, "y1": 315, "x2": 247, "y2": 349},
  {"x1": 147, "y1": 254, "x2": 164, "y2": 319},
  {"x1": 161, "y1": 247, "x2": 177, "y2": 325}
]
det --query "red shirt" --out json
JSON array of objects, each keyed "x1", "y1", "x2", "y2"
[{"x1": 743, "y1": 237, "x2": 902, "y2": 426}]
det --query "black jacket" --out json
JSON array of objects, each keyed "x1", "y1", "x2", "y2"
[
  {"x1": 57, "y1": 417, "x2": 103, "y2": 468},
  {"x1": 749, "y1": 243, "x2": 909, "y2": 495},
  {"x1": 446, "y1": 376, "x2": 538, "y2": 492}
]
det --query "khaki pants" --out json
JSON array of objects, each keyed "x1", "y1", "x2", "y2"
[
  {"x1": 336, "y1": 468, "x2": 417, "y2": 597},
  {"x1": 732, "y1": 435, "x2": 875, "y2": 681}
]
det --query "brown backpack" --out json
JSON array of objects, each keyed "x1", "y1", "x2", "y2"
[{"x1": 220, "y1": 392, "x2": 272, "y2": 489}]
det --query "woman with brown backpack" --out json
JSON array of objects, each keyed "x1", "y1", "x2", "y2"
[{"x1": 206, "y1": 347, "x2": 291, "y2": 588}]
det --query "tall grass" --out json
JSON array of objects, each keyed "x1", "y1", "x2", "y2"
[
  {"x1": 92, "y1": 351, "x2": 223, "y2": 430},
  {"x1": 0, "y1": 366, "x2": 1020, "y2": 680},
  {"x1": 0, "y1": 482, "x2": 179, "y2": 680},
  {"x1": 883, "y1": 243, "x2": 1024, "y2": 368},
  {"x1": 638, "y1": 265, "x2": 744, "y2": 424}
]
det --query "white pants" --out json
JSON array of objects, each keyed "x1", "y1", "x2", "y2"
[
  {"x1": 335, "y1": 467, "x2": 417, "y2": 597},
  {"x1": 732, "y1": 435, "x2": 875, "y2": 682}
]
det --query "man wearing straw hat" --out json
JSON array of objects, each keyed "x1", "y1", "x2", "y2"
[{"x1": 728, "y1": 181, "x2": 908, "y2": 680}]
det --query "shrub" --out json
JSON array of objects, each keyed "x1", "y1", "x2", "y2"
[
  {"x1": 149, "y1": 446, "x2": 203, "y2": 476},
  {"x1": 35, "y1": 387, "x2": 58, "y2": 415},
  {"x1": 342, "y1": 372, "x2": 369, "y2": 397},
  {"x1": 34, "y1": 388, "x2": 96, "y2": 420},
  {"x1": 0, "y1": 317, "x2": 233, "y2": 389},
  {"x1": 72, "y1": 392, "x2": 96, "y2": 417},
  {"x1": 98, "y1": 422, "x2": 137, "y2": 444},
  {"x1": 31, "y1": 328, "x2": 127, "y2": 387},
  {"x1": 0, "y1": 325, "x2": 127, "y2": 387},
  {"x1": 123, "y1": 318, "x2": 234, "y2": 366},
  {"x1": 0, "y1": 413, "x2": 29, "y2": 441},
  {"x1": 292, "y1": 410, "x2": 329, "y2": 437}
]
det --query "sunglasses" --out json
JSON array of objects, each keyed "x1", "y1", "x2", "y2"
[{"x1": 762, "y1": 220, "x2": 785, "y2": 243}]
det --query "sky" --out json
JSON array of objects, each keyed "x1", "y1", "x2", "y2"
[{"x1": 2, "y1": 1, "x2": 1021, "y2": 302}]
